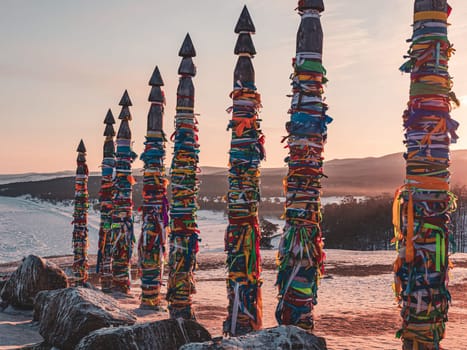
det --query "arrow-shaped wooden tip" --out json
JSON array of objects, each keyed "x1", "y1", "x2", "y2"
[
  {"x1": 77, "y1": 139, "x2": 86, "y2": 153},
  {"x1": 179, "y1": 33, "x2": 196, "y2": 58},
  {"x1": 235, "y1": 33, "x2": 256, "y2": 55},
  {"x1": 178, "y1": 57, "x2": 197, "y2": 76},
  {"x1": 104, "y1": 109, "x2": 116, "y2": 124},
  {"x1": 104, "y1": 123, "x2": 115, "y2": 137},
  {"x1": 149, "y1": 66, "x2": 164, "y2": 86},
  {"x1": 119, "y1": 90, "x2": 133, "y2": 106},
  {"x1": 148, "y1": 86, "x2": 165, "y2": 103},
  {"x1": 118, "y1": 106, "x2": 132, "y2": 120},
  {"x1": 235, "y1": 5, "x2": 256, "y2": 34}
]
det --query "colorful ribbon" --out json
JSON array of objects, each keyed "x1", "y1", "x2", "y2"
[
  {"x1": 167, "y1": 34, "x2": 200, "y2": 320},
  {"x1": 276, "y1": 1, "x2": 331, "y2": 332},
  {"x1": 112, "y1": 90, "x2": 137, "y2": 294},
  {"x1": 72, "y1": 139, "x2": 89, "y2": 286},
  {"x1": 393, "y1": 2, "x2": 458, "y2": 349},
  {"x1": 97, "y1": 109, "x2": 116, "y2": 292},
  {"x1": 223, "y1": 6, "x2": 264, "y2": 336},
  {"x1": 138, "y1": 66, "x2": 169, "y2": 308}
]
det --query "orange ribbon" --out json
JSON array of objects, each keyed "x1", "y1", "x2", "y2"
[{"x1": 233, "y1": 116, "x2": 256, "y2": 136}]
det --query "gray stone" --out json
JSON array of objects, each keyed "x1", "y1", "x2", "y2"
[
  {"x1": 0, "y1": 255, "x2": 67, "y2": 309},
  {"x1": 18, "y1": 342, "x2": 51, "y2": 350},
  {"x1": 77, "y1": 318, "x2": 211, "y2": 350},
  {"x1": 180, "y1": 325, "x2": 327, "y2": 350},
  {"x1": 0, "y1": 277, "x2": 6, "y2": 291},
  {"x1": 33, "y1": 287, "x2": 136, "y2": 350},
  {"x1": 0, "y1": 306, "x2": 43, "y2": 348}
]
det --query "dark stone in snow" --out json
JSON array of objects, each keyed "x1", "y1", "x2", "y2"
[
  {"x1": 0, "y1": 255, "x2": 67, "y2": 309},
  {"x1": 180, "y1": 325, "x2": 327, "y2": 350},
  {"x1": 19, "y1": 342, "x2": 52, "y2": 350},
  {"x1": 77, "y1": 318, "x2": 212, "y2": 350},
  {"x1": 33, "y1": 287, "x2": 136, "y2": 350}
]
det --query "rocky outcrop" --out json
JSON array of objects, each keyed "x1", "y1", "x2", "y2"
[
  {"x1": 33, "y1": 287, "x2": 136, "y2": 350},
  {"x1": 0, "y1": 255, "x2": 67, "y2": 309},
  {"x1": 19, "y1": 343, "x2": 51, "y2": 350},
  {"x1": 180, "y1": 325, "x2": 327, "y2": 350},
  {"x1": 77, "y1": 318, "x2": 212, "y2": 350},
  {"x1": 0, "y1": 278, "x2": 6, "y2": 291}
]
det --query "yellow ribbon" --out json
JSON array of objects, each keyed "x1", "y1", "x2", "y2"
[
  {"x1": 414, "y1": 11, "x2": 447, "y2": 22},
  {"x1": 407, "y1": 191, "x2": 415, "y2": 262}
]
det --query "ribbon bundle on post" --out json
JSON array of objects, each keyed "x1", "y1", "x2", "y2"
[
  {"x1": 72, "y1": 139, "x2": 89, "y2": 286},
  {"x1": 275, "y1": 0, "x2": 331, "y2": 332},
  {"x1": 393, "y1": 1, "x2": 459, "y2": 349},
  {"x1": 97, "y1": 109, "x2": 116, "y2": 292},
  {"x1": 112, "y1": 90, "x2": 138, "y2": 293},
  {"x1": 138, "y1": 66, "x2": 169, "y2": 308},
  {"x1": 167, "y1": 33, "x2": 200, "y2": 320},
  {"x1": 223, "y1": 6, "x2": 265, "y2": 336}
]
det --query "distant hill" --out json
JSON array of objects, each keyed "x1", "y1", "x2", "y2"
[
  {"x1": 1, "y1": 150, "x2": 467, "y2": 202},
  {"x1": 323, "y1": 153, "x2": 405, "y2": 196},
  {"x1": 323, "y1": 150, "x2": 467, "y2": 195},
  {"x1": 0, "y1": 171, "x2": 76, "y2": 185}
]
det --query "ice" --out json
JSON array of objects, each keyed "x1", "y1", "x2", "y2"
[
  {"x1": 0, "y1": 196, "x2": 99, "y2": 263},
  {"x1": 0, "y1": 196, "x2": 266, "y2": 262},
  {"x1": 0, "y1": 194, "x2": 290, "y2": 264},
  {"x1": 0, "y1": 192, "x2": 372, "y2": 264}
]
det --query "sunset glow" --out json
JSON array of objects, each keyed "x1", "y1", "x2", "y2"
[{"x1": 1, "y1": 0, "x2": 467, "y2": 173}]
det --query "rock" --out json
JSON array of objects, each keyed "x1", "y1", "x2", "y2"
[
  {"x1": 0, "y1": 277, "x2": 6, "y2": 291},
  {"x1": 0, "y1": 255, "x2": 67, "y2": 309},
  {"x1": 34, "y1": 287, "x2": 136, "y2": 350},
  {"x1": 180, "y1": 325, "x2": 327, "y2": 350},
  {"x1": 77, "y1": 318, "x2": 212, "y2": 350},
  {"x1": 18, "y1": 342, "x2": 52, "y2": 350},
  {"x1": 0, "y1": 305, "x2": 43, "y2": 348}
]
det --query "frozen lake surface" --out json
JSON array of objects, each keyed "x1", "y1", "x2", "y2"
[
  {"x1": 0, "y1": 196, "x2": 283, "y2": 263},
  {"x1": 0, "y1": 196, "x2": 99, "y2": 263}
]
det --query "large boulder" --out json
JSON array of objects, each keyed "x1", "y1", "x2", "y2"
[
  {"x1": 18, "y1": 343, "x2": 51, "y2": 350},
  {"x1": 34, "y1": 287, "x2": 136, "y2": 350},
  {"x1": 180, "y1": 325, "x2": 327, "y2": 350},
  {"x1": 0, "y1": 255, "x2": 67, "y2": 309},
  {"x1": 0, "y1": 277, "x2": 6, "y2": 291},
  {"x1": 77, "y1": 319, "x2": 212, "y2": 350}
]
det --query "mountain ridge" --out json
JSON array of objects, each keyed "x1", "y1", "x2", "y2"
[{"x1": 1, "y1": 150, "x2": 467, "y2": 199}]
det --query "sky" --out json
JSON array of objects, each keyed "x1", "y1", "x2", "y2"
[{"x1": 1, "y1": 0, "x2": 467, "y2": 174}]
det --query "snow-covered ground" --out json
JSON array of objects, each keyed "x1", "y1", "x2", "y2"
[
  {"x1": 0, "y1": 196, "x2": 98, "y2": 263},
  {"x1": 1, "y1": 195, "x2": 463, "y2": 264},
  {"x1": 1, "y1": 196, "x2": 466, "y2": 349},
  {"x1": 0, "y1": 196, "x2": 282, "y2": 263}
]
